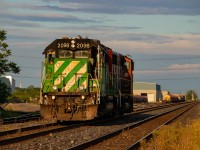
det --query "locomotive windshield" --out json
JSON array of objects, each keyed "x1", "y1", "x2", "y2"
[
  {"x1": 59, "y1": 50, "x2": 73, "y2": 58},
  {"x1": 58, "y1": 50, "x2": 89, "y2": 58},
  {"x1": 75, "y1": 50, "x2": 89, "y2": 58}
]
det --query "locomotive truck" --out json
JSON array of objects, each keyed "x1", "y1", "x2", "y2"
[{"x1": 40, "y1": 36, "x2": 134, "y2": 121}]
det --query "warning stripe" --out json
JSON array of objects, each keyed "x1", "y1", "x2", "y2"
[
  {"x1": 63, "y1": 63, "x2": 87, "y2": 92},
  {"x1": 54, "y1": 61, "x2": 79, "y2": 85},
  {"x1": 53, "y1": 60, "x2": 87, "y2": 92},
  {"x1": 54, "y1": 61, "x2": 64, "y2": 73}
]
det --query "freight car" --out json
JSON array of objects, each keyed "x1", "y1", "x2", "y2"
[
  {"x1": 163, "y1": 94, "x2": 186, "y2": 103},
  {"x1": 133, "y1": 95, "x2": 148, "y2": 103},
  {"x1": 40, "y1": 36, "x2": 134, "y2": 121}
]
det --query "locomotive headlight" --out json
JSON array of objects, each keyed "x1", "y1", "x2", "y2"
[
  {"x1": 81, "y1": 95, "x2": 85, "y2": 100},
  {"x1": 53, "y1": 85, "x2": 57, "y2": 91},
  {"x1": 71, "y1": 40, "x2": 75, "y2": 44},
  {"x1": 71, "y1": 44, "x2": 75, "y2": 48},
  {"x1": 52, "y1": 95, "x2": 56, "y2": 100}
]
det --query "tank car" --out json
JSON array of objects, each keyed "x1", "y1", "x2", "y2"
[
  {"x1": 163, "y1": 94, "x2": 171, "y2": 103},
  {"x1": 163, "y1": 94, "x2": 186, "y2": 103},
  {"x1": 133, "y1": 95, "x2": 148, "y2": 103},
  {"x1": 40, "y1": 36, "x2": 134, "y2": 121}
]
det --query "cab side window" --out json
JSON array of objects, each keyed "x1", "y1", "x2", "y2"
[{"x1": 47, "y1": 50, "x2": 55, "y2": 64}]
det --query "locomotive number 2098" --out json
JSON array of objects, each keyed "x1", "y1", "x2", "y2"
[
  {"x1": 57, "y1": 43, "x2": 70, "y2": 48},
  {"x1": 77, "y1": 43, "x2": 90, "y2": 49},
  {"x1": 57, "y1": 43, "x2": 90, "y2": 49}
]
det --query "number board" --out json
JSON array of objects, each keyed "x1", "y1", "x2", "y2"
[{"x1": 57, "y1": 39, "x2": 91, "y2": 50}]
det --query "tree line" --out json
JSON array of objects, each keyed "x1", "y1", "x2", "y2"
[{"x1": 0, "y1": 30, "x2": 20, "y2": 102}]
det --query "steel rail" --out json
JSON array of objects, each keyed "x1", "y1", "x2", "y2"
[
  {"x1": 0, "y1": 102, "x2": 183, "y2": 136},
  {"x1": 0, "y1": 102, "x2": 187, "y2": 125},
  {"x1": 0, "y1": 122, "x2": 58, "y2": 137},
  {"x1": 67, "y1": 102, "x2": 197, "y2": 150},
  {"x1": 133, "y1": 101, "x2": 188, "y2": 113},
  {"x1": 0, "y1": 117, "x2": 123, "y2": 146},
  {"x1": 127, "y1": 101, "x2": 199, "y2": 150},
  {"x1": 0, "y1": 101, "x2": 195, "y2": 147},
  {"x1": 0, "y1": 113, "x2": 41, "y2": 124},
  {"x1": 0, "y1": 122, "x2": 84, "y2": 146}
]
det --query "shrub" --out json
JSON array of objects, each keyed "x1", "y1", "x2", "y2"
[{"x1": 140, "y1": 120, "x2": 200, "y2": 150}]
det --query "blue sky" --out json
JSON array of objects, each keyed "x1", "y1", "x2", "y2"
[{"x1": 1, "y1": 0, "x2": 200, "y2": 96}]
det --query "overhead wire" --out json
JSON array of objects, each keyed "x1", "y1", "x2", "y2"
[
  {"x1": 8, "y1": 55, "x2": 200, "y2": 81},
  {"x1": 136, "y1": 67, "x2": 200, "y2": 71},
  {"x1": 134, "y1": 56, "x2": 200, "y2": 61},
  {"x1": 12, "y1": 75, "x2": 200, "y2": 81},
  {"x1": 10, "y1": 55, "x2": 42, "y2": 59},
  {"x1": 137, "y1": 77, "x2": 200, "y2": 81},
  {"x1": 12, "y1": 75, "x2": 40, "y2": 79},
  {"x1": 9, "y1": 55, "x2": 200, "y2": 60}
]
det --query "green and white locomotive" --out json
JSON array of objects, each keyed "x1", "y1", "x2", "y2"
[{"x1": 40, "y1": 36, "x2": 134, "y2": 121}]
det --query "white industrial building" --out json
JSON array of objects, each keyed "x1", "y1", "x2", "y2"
[
  {"x1": 133, "y1": 82, "x2": 162, "y2": 102},
  {"x1": 0, "y1": 76, "x2": 15, "y2": 93}
]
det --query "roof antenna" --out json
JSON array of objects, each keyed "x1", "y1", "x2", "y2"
[
  {"x1": 77, "y1": 35, "x2": 82, "y2": 39},
  {"x1": 62, "y1": 35, "x2": 68, "y2": 39}
]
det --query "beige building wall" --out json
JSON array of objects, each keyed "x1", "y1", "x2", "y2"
[
  {"x1": 134, "y1": 89, "x2": 160, "y2": 102},
  {"x1": 133, "y1": 82, "x2": 162, "y2": 103}
]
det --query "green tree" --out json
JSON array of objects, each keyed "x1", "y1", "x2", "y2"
[
  {"x1": 0, "y1": 30, "x2": 20, "y2": 75},
  {"x1": 9, "y1": 86, "x2": 40, "y2": 103},
  {"x1": 186, "y1": 90, "x2": 198, "y2": 100},
  {"x1": 27, "y1": 85, "x2": 34, "y2": 90},
  {"x1": 0, "y1": 30, "x2": 20, "y2": 102},
  {"x1": 0, "y1": 80, "x2": 11, "y2": 102}
]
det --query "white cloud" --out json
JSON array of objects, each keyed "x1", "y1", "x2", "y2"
[
  {"x1": 135, "y1": 63, "x2": 200, "y2": 75},
  {"x1": 103, "y1": 34, "x2": 200, "y2": 55},
  {"x1": 42, "y1": 0, "x2": 200, "y2": 15},
  {"x1": 169, "y1": 64, "x2": 200, "y2": 69},
  {"x1": 59, "y1": 2, "x2": 98, "y2": 10}
]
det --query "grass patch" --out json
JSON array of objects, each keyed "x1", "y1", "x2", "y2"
[{"x1": 140, "y1": 119, "x2": 200, "y2": 150}]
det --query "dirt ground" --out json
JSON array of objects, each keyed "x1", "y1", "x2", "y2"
[{"x1": 3, "y1": 103, "x2": 40, "y2": 112}]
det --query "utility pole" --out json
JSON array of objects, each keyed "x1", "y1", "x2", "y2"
[{"x1": 19, "y1": 82, "x2": 22, "y2": 88}]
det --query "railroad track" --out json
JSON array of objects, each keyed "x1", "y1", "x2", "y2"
[
  {"x1": 0, "y1": 117, "x2": 124, "y2": 146},
  {"x1": 0, "y1": 102, "x2": 177, "y2": 125},
  {"x1": 68, "y1": 101, "x2": 198, "y2": 150},
  {"x1": 0, "y1": 121, "x2": 84, "y2": 146},
  {"x1": 0, "y1": 113, "x2": 41, "y2": 124},
  {"x1": 0, "y1": 101, "x2": 195, "y2": 148},
  {"x1": 133, "y1": 102, "x2": 182, "y2": 113}
]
